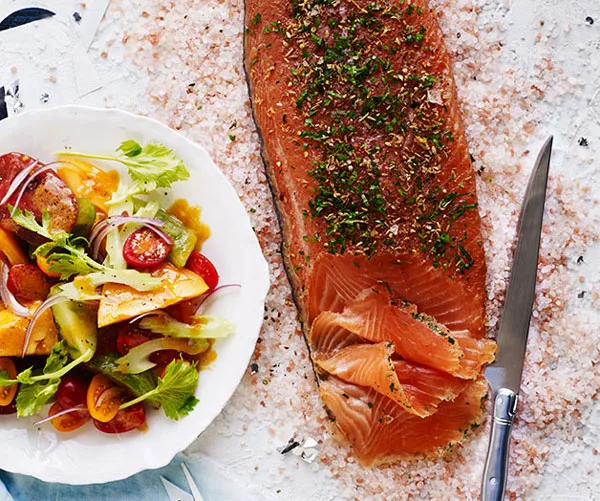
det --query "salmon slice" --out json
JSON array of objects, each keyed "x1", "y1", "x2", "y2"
[
  {"x1": 320, "y1": 376, "x2": 488, "y2": 466},
  {"x1": 315, "y1": 342, "x2": 469, "y2": 416},
  {"x1": 339, "y1": 288, "x2": 465, "y2": 376},
  {"x1": 393, "y1": 360, "x2": 470, "y2": 414},
  {"x1": 452, "y1": 330, "x2": 497, "y2": 376},
  {"x1": 309, "y1": 310, "x2": 366, "y2": 356},
  {"x1": 312, "y1": 287, "x2": 491, "y2": 378},
  {"x1": 315, "y1": 342, "x2": 418, "y2": 415},
  {"x1": 245, "y1": 0, "x2": 494, "y2": 461},
  {"x1": 310, "y1": 310, "x2": 469, "y2": 415}
]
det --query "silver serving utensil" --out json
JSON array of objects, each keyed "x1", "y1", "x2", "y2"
[
  {"x1": 481, "y1": 136, "x2": 553, "y2": 501},
  {"x1": 161, "y1": 476, "x2": 194, "y2": 501},
  {"x1": 161, "y1": 462, "x2": 204, "y2": 501}
]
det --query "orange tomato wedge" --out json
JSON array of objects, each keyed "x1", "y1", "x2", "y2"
[
  {"x1": 86, "y1": 374, "x2": 123, "y2": 423},
  {"x1": 48, "y1": 402, "x2": 89, "y2": 432},
  {"x1": 0, "y1": 357, "x2": 17, "y2": 406},
  {"x1": 36, "y1": 254, "x2": 62, "y2": 278}
]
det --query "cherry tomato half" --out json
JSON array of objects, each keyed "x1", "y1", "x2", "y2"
[
  {"x1": 86, "y1": 374, "x2": 122, "y2": 423},
  {"x1": 93, "y1": 403, "x2": 146, "y2": 434},
  {"x1": 122, "y1": 228, "x2": 172, "y2": 269},
  {"x1": 48, "y1": 402, "x2": 89, "y2": 432},
  {"x1": 186, "y1": 251, "x2": 219, "y2": 290},
  {"x1": 0, "y1": 357, "x2": 18, "y2": 407},
  {"x1": 55, "y1": 374, "x2": 89, "y2": 409}
]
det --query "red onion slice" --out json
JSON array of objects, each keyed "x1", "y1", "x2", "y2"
[
  {"x1": 33, "y1": 404, "x2": 87, "y2": 425},
  {"x1": 91, "y1": 224, "x2": 119, "y2": 261},
  {"x1": 129, "y1": 309, "x2": 171, "y2": 324},
  {"x1": 21, "y1": 294, "x2": 72, "y2": 358},
  {"x1": 0, "y1": 262, "x2": 29, "y2": 318},
  {"x1": 95, "y1": 386, "x2": 123, "y2": 408},
  {"x1": 0, "y1": 160, "x2": 39, "y2": 205},
  {"x1": 9, "y1": 163, "x2": 65, "y2": 216},
  {"x1": 194, "y1": 284, "x2": 242, "y2": 316},
  {"x1": 89, "y1": 216, "x2": 171, "y2": 260},
  {"x1": 144, "y1": 224, "x2": 173, "y2": 247}
]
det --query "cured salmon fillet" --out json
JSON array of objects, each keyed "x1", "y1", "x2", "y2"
[
  {"x1": 320, "y1": 376, "x2": 488, "y2": 466},
  {"x1": 245, "y1": 0, "x2": 494, "y2": 463}
]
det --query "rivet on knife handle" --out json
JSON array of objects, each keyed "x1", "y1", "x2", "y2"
[{"x1": 481, "y1": 388, "x2": 518, "y2": 501}]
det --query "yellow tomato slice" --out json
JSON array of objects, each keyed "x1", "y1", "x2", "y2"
[
  {"x1": 48, "y1": 402, "x2": 89, "y2": 432},
  {"x1": 86, "y1": 374, "x2": 122, "y2": 423}
]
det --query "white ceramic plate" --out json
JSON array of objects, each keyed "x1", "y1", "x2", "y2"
[{"x1": 0, "y1": 106, "x2": 270, "y2": 484}]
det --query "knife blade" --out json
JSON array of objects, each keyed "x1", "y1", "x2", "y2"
[
  {"x1": 0, "y1": 7, "x2": 55, "y2": 32},
  {"x1": 481, "y1": 136, "x2": 553, "y2": 501}
]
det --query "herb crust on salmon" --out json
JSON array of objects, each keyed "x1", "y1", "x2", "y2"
[{"x1": 245, "y1": 0, "x2": 495, "y2": 465}]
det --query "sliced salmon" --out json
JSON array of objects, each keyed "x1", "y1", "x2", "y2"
[
  {"x1": 341, "y1": 288, "x2": 465, "y2": 375},
  {"x1": 315, "y1": 342, "x2": 469, "y2": 417},
  {"x1": 320, "y1": 376, "x2": 488, "y2": 466},
  {"x1": 393, "y1": 360, "x2": 470, "y2": 415},
  {"x1": 315, "y1": 342, "x2": 418, "y2": 415},
  {"x1": 246, "y1": 0, "x2": 494, "y2": 462},
  {"x1": 452, "y1": 330, "x2": 497, "y2": 377},
  {"x1": 309, "y1": 310, "x2": 366, "y2": 356},
  {"x1": 311, "y1": 287, "x2": 491, "y2": 378}
]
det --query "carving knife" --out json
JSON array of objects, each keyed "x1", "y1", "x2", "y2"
[{"x1": 481, "y1": 136, "x2": 553, "y2": 500}]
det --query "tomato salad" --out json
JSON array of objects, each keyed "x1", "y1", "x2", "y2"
[{"x1": 0, "y1": 141, "x2": 235, "y2": 434}]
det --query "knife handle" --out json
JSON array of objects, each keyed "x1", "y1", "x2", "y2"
[{"x1": 481, "y1": 388, "x2": 518, "y2": 501}]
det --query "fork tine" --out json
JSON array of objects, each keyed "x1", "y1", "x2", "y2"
[{"x1": 181, "y1": 463, "x2": 204, "y2": 501}]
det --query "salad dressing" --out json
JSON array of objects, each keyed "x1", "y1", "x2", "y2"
[
  {"x1": 57, "y1": 157, "x2": 120, "y2": 212},
  {"x1": 167, "y1": 199, "x2": 210, "y2": 250},
  {"x1": 196, "y1": 342, "x2": 217, "y2": 368}
]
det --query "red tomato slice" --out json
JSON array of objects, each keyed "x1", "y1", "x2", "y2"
[
  {"x1": 55, "y1": 374, "x2": 89, "y2": 409},
  {"x1": 0, "y1": 357, "x2": 18, "y2": 407},
  {"x1": 48, "y1": 402, "x2": 89, "y2": 432},
  {"x1": 122, "y1": 228, "x2": 172, "y2": 269},
  {"x1": 86, "y1": 374, "x2": 122, "y2": 423},
  {"x1": 167, "y1": 296, "x2": 204, "y2": 324},
  {"x1": 0, "y1": 402, "x2": 16, "y2": 415},
  {"x1": 7, "y1": 263, "x2": 51, "y2": 301},
  {"x1": 93, "y1": 403, "x2": 146, "y2": 434},
  {"x1": 117, "y1": 325, "x2": 179, "y2": 365},
  {"x1": 116, "y1": 327, "x2": 152, "y2": 356},
  {"x1": 150, "y1": 350, "x2": 181, "y2": 367},
  {"x1": 186, "y1": 251, "x2": 219, "y2": 290}
]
